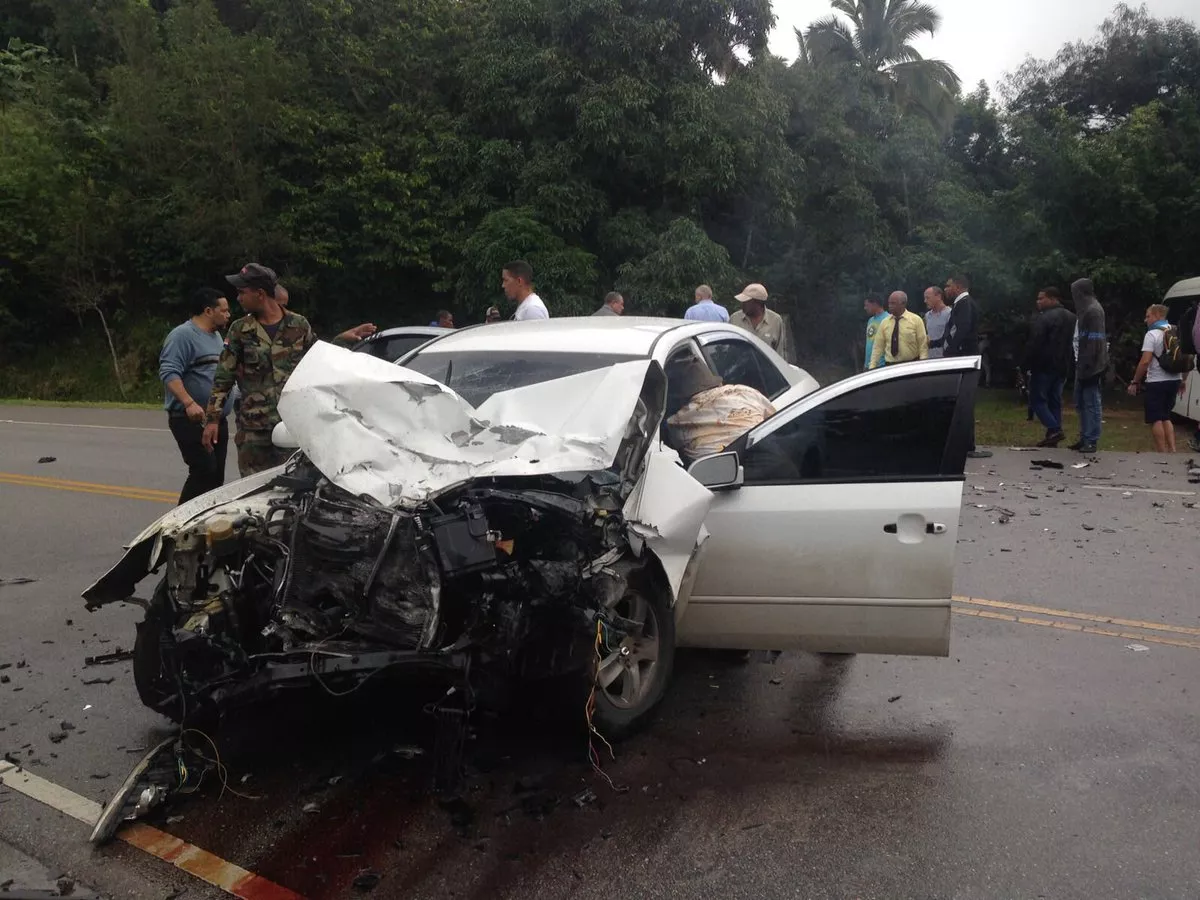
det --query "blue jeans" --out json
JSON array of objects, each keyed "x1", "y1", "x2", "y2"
[
  {"x1": 1074, "y1": 378, "x2": 1102, "y2": 445},
  {"x1": 1029, "y1": 372, "x2": 1065, "y2": 432}
]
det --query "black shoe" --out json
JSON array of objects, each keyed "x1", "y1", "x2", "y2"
[
  {"x1": 1077, "y1": 444, "x2": 1097, "y2": 454},
  {"x1": 966, "y1": 449, "x2": 993, "y2": 459},
  {"x1": 1036, "y1": 431, "x2": 1065, "y2": 448},
  {"x1": 1068, "y1": 440, "x2": 1084, "y2": 451}
]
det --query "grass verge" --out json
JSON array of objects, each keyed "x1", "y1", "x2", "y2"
[
  {"x1": 975, "y1": 386, "x2": 1194, "y2": 453},
  {"x1": 0, "y1": 398, "x2": 160, "y2": 410}
]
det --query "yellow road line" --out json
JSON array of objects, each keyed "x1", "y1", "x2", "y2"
[
  {"x1": 952, "y1": 607, "x2": 1200, "y2": 651},
  {"x1": 0, "y1": 472, "x2": 176, "y2": 504},
  {"x1": 953, "y1": 594, "x2": 1200, "y2": 638}
]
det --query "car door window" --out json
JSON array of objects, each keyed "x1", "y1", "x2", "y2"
[
  {"x1": 702, "y1": 339, "x2": 787, "y2": 399},
  {"x1": 740, "y1": 372, "x2": 966, "y2": 484}
]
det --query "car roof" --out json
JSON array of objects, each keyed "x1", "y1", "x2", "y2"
[
  {"x1": 409, "y1": 316, "x2": 745, "y2": 357},
  {"x1": 1165, "y1": 277, "x2": 1200, "y2": 302}
]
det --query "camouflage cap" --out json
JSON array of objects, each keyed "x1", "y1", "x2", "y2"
[{"x1": 225, "y1": 263, "x2": 278, "y2": 292}]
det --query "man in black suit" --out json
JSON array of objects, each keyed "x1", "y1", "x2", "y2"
[{"x1": 944, "y1": 274, "x2": 992, "y2": 459}]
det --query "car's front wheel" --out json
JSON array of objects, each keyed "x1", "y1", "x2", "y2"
[{"x1": 590, "y1": 582, "x2": 675, "y2": 739}]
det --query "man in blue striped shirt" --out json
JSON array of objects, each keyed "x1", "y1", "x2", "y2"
[{"x1": 685, "y1": 284, "x2": 730, "y2": 322}]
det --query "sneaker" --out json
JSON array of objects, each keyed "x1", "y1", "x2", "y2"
[
  {"x1": 966, "y1": 449, "x2": 994, "y2": 459},
  {"x1": 1189, "y1": 437, "x2": 1200, "y2": 453}
]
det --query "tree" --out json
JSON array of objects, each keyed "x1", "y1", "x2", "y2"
[
  {"x1": 803, "y1": 0, "x2": 961, "y2": 129},
  {"x1": 616, "y1": 218, "x2": 738, "y2": 315}
]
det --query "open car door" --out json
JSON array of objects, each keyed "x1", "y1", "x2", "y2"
[{"x1": 677, "y1": 357, "x2": 979, "y2": 656}]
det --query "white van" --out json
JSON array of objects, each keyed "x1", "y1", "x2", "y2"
[{"x1": 1166, "y1": 277, "x2": 1200, "y2": 420}]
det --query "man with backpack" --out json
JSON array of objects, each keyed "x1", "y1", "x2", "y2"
[{"x1": 1126, "y1": 303, "x2": 1192, "y2": 453}]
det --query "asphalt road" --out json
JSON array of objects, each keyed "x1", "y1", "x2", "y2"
[{"x1": 2, "y1": 408, "x2": 1199, "y2": 899}]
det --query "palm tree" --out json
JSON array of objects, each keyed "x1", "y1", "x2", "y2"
[{"x1": 801, "y1": 0, "x2": 961, "y2": 129}]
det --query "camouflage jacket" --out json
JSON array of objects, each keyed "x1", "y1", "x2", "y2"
[{"x1": 206, "y1": 312, "x2": 316, "y2": 432}]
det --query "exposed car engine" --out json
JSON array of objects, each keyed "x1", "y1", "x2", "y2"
[{"x1": 133, "y1": 457, "x2": 651, "y2": 727}]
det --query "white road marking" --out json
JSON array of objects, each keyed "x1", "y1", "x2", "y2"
[
  {"x1": 0, "y1": 418, "x2": 165, "y2": 433},
  {"x1": 0, "y1": 761, "x2": 102, "y2": 825}
]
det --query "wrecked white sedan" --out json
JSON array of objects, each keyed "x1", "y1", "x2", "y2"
[{"x1": 84, "y1": 318, "x2": 978, "y2": 749}]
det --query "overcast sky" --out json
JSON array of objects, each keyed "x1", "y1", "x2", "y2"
[{"x1": 769, "y1": 0, "x2": 1200, "y2": 95}]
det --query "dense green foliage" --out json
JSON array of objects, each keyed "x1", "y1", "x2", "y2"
[{"x1": 1, "y1": 0, "x2": 1198, "y2": 397}]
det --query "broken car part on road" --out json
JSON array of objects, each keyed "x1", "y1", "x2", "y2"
[{"x1": 82, "y1": 344, "x2": 711, "y2": 842}]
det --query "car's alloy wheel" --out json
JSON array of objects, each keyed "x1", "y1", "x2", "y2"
[{"x1": 590, "y1": 583, "x2": 675, "y2": 737}]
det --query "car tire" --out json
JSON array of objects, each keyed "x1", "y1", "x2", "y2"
[
  {"x1": 590, "y1": 581, "x2": 676, "y2": 740},
  {"x1": 133, "y1": 578, "x2": 184, "y2": 723}
]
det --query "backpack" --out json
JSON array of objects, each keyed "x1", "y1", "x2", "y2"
[
  {"x1": 1179, "y1": 302, "x2": 1199, "y2": 357},
  {"x1": 1155, "y1": 324, "x2": 1196, "y2": 375}
]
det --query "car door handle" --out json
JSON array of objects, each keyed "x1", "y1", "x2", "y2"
[{"x1": 883, "y1": 522, "x2": 947, "y2": 535}]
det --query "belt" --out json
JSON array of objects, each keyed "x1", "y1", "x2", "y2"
[{"x1": 929, "y1": 337, "x2": 945, "y2": 349}]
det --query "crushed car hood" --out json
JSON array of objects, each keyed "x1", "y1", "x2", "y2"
[{"x1": 277, "y1": 342, "x2": 665, "y2": 507}]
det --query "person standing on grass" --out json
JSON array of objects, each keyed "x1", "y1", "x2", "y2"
[
  {"x1": 1070, "y1": 278, "x2": 1109, "y2": 454},
  {"x1": 592, "y1": 292, "x2": 625, "y2": 316},
  {"x1": 1024, "y1": 286, "x2": 1076, "y2": 448},
  {"x1": 159, "y1": 288, "x2": 233, "y2": 504},
  {"x1": 923, "y1": 287, "x2": 952, "y2": 359},
  {"x1": 869, "y1": 291, "x2": 928, "y2": 369},
  {"x1": 502, "y1": 260, "x2": 549, "y2": 320},
  {"x1": 685, "y1": 284, "x2": 729, "y2": 322},
  {"x1": 730, "y1": 283, "x2": 794, "y2": 362},
  {"x1": 863, "y1": 293, "x2": 888, "y2": 371},
  {"x1": 1127, "y1": 304, "x2": 1183, "y2": 453},
  {"x1": 944, "y1": 274, "x2": 992, "y2": 459}
]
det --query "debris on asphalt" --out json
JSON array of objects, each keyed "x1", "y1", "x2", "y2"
[
  {"x1": 55, "y1": 876, "x2": 75, "y2": 895},
  {"x1": 888, "y1": 695, "x2": 902, "y2": 703},
  {"x1": 0, "y1": 577, "x2": 37, "y2": 587},
  {"x1": 1082, "y1": 524, "x2": 1095, "y2": 531},
  {"x1": 1071, "y1": 462, "x2": 1090, "y2": 469},
  {"x1": 1184, "y1": 501, "x2": 1197, "y2": 509},
  {"x1": 48, "y1": 731, "x2": 68, "y2": 744},
  {"x1": 1030, "y1": 460, "x2": 1064, "y2": 469},
  {"x1": 37, "y1": 456, "x2": 57, "y2": 464},
  {"x1": 352, "y1": 870, "x2": 382, "y2": 893},
  {"x1": 769, "y1": 677, "x2": 783, "y2": 685},
  {"x1": 60, "y1": 721, "x2": 76, "y2": 731},
  {"x1": 328, "y1": 775, "x2": 343, "y2": 786},
  {"x1": 392, "y1": 745, "x2": 424, "y2": 760},
  {"x1": 84, "y1": 649, "x2": 134, "y2": 666},
  {"x1": 0, "y1": 676, "x2": 8, "y2": 684},
  {"x1": 571, "y1": 788, "x2": 597, "y2": 808},
  {"x1": 1153, "y1": 501, "x2": 1167, "y2": 508},
  {"x1": 90, "y1": 772, "x2": 110, "y2": 780},
  {"x1": 1125, "y1": 644, "x2": 1150, "y2": 652},
  {"x1": 302, "y1": 802, "x2": 320, "y2": 814}
]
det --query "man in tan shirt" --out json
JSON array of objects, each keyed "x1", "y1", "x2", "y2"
[{"x1": 730, "y1": 283, "x2": 795, "y2": 363}]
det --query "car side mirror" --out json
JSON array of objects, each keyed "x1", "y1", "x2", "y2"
[
  {"x1": 272, "y1": 421, "x2": 299, "y2": 449},
  {"x1": 687, "y1": 451, "x2": 743, "y2": 490}
]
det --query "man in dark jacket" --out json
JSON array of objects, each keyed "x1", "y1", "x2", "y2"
[
  {"x1": 944, "y1": 274, "x2": 991, "y2": 458},
  {"x1": 1070, "y1": 278, "x2": 1109, "y2": 453},
  {"x1": 1024, "y1": 287, "x2": 1076, "y2": 447}
]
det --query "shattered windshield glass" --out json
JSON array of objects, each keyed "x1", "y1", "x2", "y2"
[{"x1": 405, "y1": 351, "x2": 642, "y2": 407}]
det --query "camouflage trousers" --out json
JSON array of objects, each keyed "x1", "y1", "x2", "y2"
[{"x1": 235, "y1": 428, "x2": 292, "y2": 478}]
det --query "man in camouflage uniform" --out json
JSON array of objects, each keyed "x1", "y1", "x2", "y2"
[{"x1": 203, "y1": 263, "x2": 375, "y2": 476}]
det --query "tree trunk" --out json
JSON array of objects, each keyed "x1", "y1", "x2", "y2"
[{"x1": 94, "y1": 306, "x2": 126, "y2": 398}]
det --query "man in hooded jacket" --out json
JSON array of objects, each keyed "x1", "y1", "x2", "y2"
[{"x1": 1070, "y1": 278, "x2": 1109, "y2": 453}]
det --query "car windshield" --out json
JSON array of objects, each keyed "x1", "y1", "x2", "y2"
[{"x1": 404, "y1": 350, "x2": 642, "y2": 407}]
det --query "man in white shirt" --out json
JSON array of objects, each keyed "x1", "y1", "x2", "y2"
[
  {"x1": 501, "y1": 259, "x2": 549, "y2": 320},
  {"x1": 1127, "y1": 303, "x2": 1184, "y2": 453}
]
